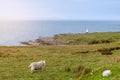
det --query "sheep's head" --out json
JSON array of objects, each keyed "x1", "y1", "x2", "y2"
[{"x1": 42, "y1": 60, "x2": 45, "y2": 64}]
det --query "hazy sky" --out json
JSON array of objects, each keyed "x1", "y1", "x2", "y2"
[{"x1": 0, "y1": 0, "x2": 120, "y2": 20}]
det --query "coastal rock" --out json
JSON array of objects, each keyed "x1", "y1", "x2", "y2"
[{"x1": 21, "y1": 37, "x2": 64, "y2": 46}]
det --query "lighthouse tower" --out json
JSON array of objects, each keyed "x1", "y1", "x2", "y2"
[{"x1": 85, "y1": 28, "x2": 89, "y2": 33}]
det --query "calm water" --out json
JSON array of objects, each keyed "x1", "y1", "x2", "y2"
[{"x1": 0, "y1": 20, "x2": 120, "y2": 46}]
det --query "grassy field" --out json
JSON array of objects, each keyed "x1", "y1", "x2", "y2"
[
  {"x1": 54, "y1": 32, "x2": 120, "y2": 45},
  {"x1": 1, "y1": 32, "x2": 120, "y2": 80}
]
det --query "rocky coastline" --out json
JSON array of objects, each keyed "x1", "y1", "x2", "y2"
[{"x1": 21, "y1": 36, "x2": 64, "y2": 46}]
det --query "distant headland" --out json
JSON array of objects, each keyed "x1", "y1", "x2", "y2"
[{"x1": 21, "y1": 32, "x2": 120, "y2": 46}]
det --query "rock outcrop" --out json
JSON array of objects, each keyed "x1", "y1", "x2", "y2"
[{"x1": 21, "y1": 37, "x2": 64, "y2": 46}]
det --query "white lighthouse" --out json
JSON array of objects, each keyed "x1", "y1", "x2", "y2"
[{"x1": 85, "y1": 28, "x2": 89, "y2": 33}]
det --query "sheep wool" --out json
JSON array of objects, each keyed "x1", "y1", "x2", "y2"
[
  {"x1": 28, "y1": 60, "x2": 45, "y2": 73},
  {"x1": 102, "y1": 70, "x2": 111, "y2": 77}
]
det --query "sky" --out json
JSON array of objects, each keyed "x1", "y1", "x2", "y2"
[{"x1": 0, "y1": 0, "x2": 120, "y2": 20}]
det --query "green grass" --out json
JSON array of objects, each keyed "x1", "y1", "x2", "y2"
[
  {"x1": 1, "y1": 32, "x2": 120, "y2": 80},
  {"x1": 0, "y1": 44, "x2": 120, "y2": 80},
  {"x1": 54, "y1": 32, "x2": 120, "y2": 45}
]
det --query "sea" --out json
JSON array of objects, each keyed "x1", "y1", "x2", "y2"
[{"x1": 0, "y1": 20, "x2": 120, "y2": 46}]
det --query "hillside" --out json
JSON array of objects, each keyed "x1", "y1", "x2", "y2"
[
  {"x1": 1, "y1": 32, "x2": 120, "y2": 80},
  {"x1": 1, "y1": 43, "x2": 120, "y2": 80},
  {"x1": 21, "y1": 32, "x2": 120, "y2": 45}
]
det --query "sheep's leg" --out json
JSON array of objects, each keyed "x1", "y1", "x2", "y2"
[
  {"x1": 39, "y1": 67, "x2": 43, "y2": 72},
  {"x1": 31, "y1": 67, "x2": 34, "y2": 73},
  {"x1": 41, "y1": 66, "x2": 45, "y2": 72},
  {"x1": 31, "y1": 70, "x2": 34, "y2": 73},
  {"x1": 39, "y1": 69, "x2": 42, "y2": 72}
]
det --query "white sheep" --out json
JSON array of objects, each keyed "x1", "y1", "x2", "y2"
[
  {"x1": 28, "y1": 60, "x2": 45, "y2": 73},
  {"x1": 102, "y1": 70, "x2": 111, "y2": 77}
]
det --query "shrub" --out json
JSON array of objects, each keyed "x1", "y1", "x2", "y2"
[
  {"x1": 98, "y1": 48, "x2": 113, "y2": 55},
  {"x1": 65, "y1": 67, "x2": 71, "y2": 72},
  {"x1": 88, "y1": 39, "x2": 113, "y2": 45},
  {"x1": 88, "y1": 40, "x2": 99, "y2": 44},
  {"x1": 75, "y1": 65, "x2": 92, "y2": 77}
]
